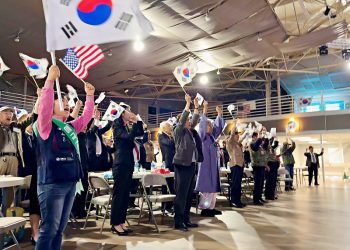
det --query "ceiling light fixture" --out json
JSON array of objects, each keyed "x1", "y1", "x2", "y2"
[
  {"x1": 133, "y1": 40, "x2": 144, "y2": 52},
  {"x1": 107, "y1": 49, "x2": 112, "y2": 57},
  {"x1": 257, "y1": 33, "x2": 262, "y2": 42},
  {"x1": 14, "y1": 32, "x2": 20, "y2": 43},
  {"x1": 124, "y1": 89, "x2": 129, "y2": 94},
  {"x1": 205, "y1": 10, "x2": 211, "y2": 22},
  {"x1": 199, "y1": 75, "x2": 209, "y2": 85}
]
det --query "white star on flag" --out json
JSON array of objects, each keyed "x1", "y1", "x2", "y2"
[{"x1": 0, "y1": 57, "x2": 10, "y2": 76}]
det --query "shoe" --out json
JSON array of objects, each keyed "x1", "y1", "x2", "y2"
[
  {"x1": 284, "y1": 187, "x2": 290, "y2": 191},
  {"x1": 175, "y1": 223, "x2": 189, "y2": 232},
  {"x1": 30, "y1": 237, "x2": 37, "y2": 246},
  {"x1": 201, "y1": 209, "x2": 214, "y2": 217},
  {"x1": 253, "y1": 201, "x2": 264, "y2": 206},
  {"x1": 212, "y1": 209, "x2": 222, "y2": 215},
  {"x1": 185, "y1": 222, "x2": 198, "y2": 228},
  {"x1": 259, "y1": 199, "x2": 267, "y2": 203},
  {"x1": 122, "y1": 228, "x2": 133, "y2": 233},
  {"x1": 265, "y1": 197, "x2": 274, "y2": 201},
  {"x1": 315, "y1": 183, "x2": 320, "y2": 186},
  {"x1": 274, "y1": 196, "x2": 278, "y2": 200},
  {"x1": 111, "y1": 226, "x2": 128, "y2": 236},
  {"x1": 290, "y1": 187, "x2": 296, "y2": 191},
  {"x1": 165, "y1": 208, "x2": 174, "y2": 214},
  {"x1": 231, "y1": 203, "x2": 245, "y2": 208}
]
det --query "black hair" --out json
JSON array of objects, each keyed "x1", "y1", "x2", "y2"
[{"x1": 252, "y1": 132, "x2": 258, "y2": 138}]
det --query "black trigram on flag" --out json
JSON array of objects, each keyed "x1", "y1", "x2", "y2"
[
  {"x1": 61, "y1": 21, "x2": 78, "y2": 39},
  {"x1": 115, "y1": 12, "x2": 133, "y2": 31}
]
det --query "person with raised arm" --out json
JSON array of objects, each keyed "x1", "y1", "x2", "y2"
[
  {"x1": 195, "y1": 101, "x2": 225, "y2": 217},
  {"x1": 173, "y1": 94, "x2": 200, "y2": 232},
  {"x1": 34, "y1": 65, "x2": 95, "y2": 250},
  {"x1": 281, "y1": 138, "x2": 296, "y2": 191}
]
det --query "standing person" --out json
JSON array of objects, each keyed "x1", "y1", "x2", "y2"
[
  {"x1": 220, "y1": 141, "x2": 230, "y2": 168},
  {"x1": 86, "y1": 109, "x2": 112, "y2": 172},
  {"x1": 243, "y1": 145, "x2": 251, "y2": 168},
  {"x1": 227, "y1": 120, "x2": 246, "y2": 208},
  {"x1": 0, "y1": 104, "x2": 33, "y2": 215},
  {"x1": 264, "y1": 137, "x2": 279, "y2": 200},
  {"x1": 143, "y1": 130, "x2": 154, "y2": 170},
  {"x1": 110, "y1": 105, "x2": 144, "y2": 235},
  {"x1": 281, "y1": 138, "x2": 296, "y2": 191},
  {"x1": 249, "y1": 132, "x2": 269, "y2": 206},
  {"x1": 158, "y1": 121, "x2": 176, "y2": 211},
  {"x1": 34, "y1": 65, "x2": 95, "y2": 250},
  {"x1": 196, "y1": 102, "x2": 225, "y2": 217},
  {"x1": 173, "y1": 94, "x2": 200, "y2": 232},
  {"x1": 304, "y1": 146, "x2": 324, "y2": 186}
]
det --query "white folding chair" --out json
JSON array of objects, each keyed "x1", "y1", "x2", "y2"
[
  {"x1": 0, "y1": 217, "x2": 26, "y2": 250},
  {"x1": 277, "y1": 168, "x2": 293, "y2": 192},
  {"x1": 83, "y1": 175, "x2": 112, "y2": 233},
  {"x1": 138, "y1": 174, "x2": 176, "y2": 233}
]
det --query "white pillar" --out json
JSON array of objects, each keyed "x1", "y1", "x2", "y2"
[
  {"x1": 277, "y1": 72, "x2": 281, "y2": 114},
  {"x1": 320, "y1": 134, "x2": 325, "y2": 184},
  {"x1": 265, "y1": 74, "x2": 271, "y2": 116}
]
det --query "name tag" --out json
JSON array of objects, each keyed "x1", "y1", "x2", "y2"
[{"x1": 13, "y1": 127, "x2": 21, "y2": 133}]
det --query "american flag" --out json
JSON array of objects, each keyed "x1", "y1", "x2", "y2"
[{"x1": 60, "y1": 45, "x2": 104, "y2": 80}]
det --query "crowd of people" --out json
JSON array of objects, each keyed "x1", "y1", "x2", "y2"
[{"x1": 0, "y1": 65, "x2": 325, "y2": 249}]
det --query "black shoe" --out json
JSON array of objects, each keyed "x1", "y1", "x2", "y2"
[
  {"x1": 259, "y1": 199, "x2": 267, "y2": 203},
  {"x1": 201, "y1": 209, "x2": 214, "y2": 217},
  {"x1": 315, "y1": 183, "x2": 320, "y2": 186},
  {"x1": 285, "y1": 187, "x2": 290, "y2": 191},
  {"x1": 30, "y1": 237, "x2": 37, "y2": 246},
  {"x1": 184, "y1": 222, "x2": 198, "y2": 228},
  {"x1": 253, "y1": 201, "x2": 264, "y2": 206},
  {"x1": 212, "y1": 209, "x2": 222, "y2": 215},
  {"x1": 231, "y1": 203, "x2": 245, "y2": 208},
  {"x1": 175, "y1": 223, "x2": 189, "y2": 232},
  {"x1": 265, "y1": 197, "x2": 275, "y2": 201},
  {"x1": 122, "y1": 228, "x2": 133, "y2": 233},
  {"x1": 111, "y1": 226, "x2": 128, "y2": 236}
]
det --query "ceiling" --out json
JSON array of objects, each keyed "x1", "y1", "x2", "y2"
[{"x1": 0, "y1": 0, "x2": 349, "y2": 102}]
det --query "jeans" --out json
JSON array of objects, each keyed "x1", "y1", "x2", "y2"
[
  {"x1": 36, "y1": 182, "x2": 76, "y2": 250},
  {"x1": 252, "y1": 166, "x2": 265, "y2": 202},
  {"x1": 230, "y1": 166, "x2": 244, "y2": 205},
  {"x1": 265, "y1": 161, "x2": 279, "y2": 199},
  {"x1": 285, "y1": 164, "x2": 294, "y2": 188},
  {"x1": 174, "y1": 163, "x2": 196, "y2": 226}
]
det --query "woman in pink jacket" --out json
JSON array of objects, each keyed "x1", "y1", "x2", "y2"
[{"x1": 35, "y1": 65, "x2": 95, "y2": 250}]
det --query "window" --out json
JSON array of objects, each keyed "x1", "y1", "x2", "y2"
[
  {"x1": 302, "y1": 104, "x2": 320, "y2": 112},
  {"x1": 324, "y1": 101, "x2": 345, "y2": 111},
  {"x1": 328, "y1": 147, "x2": 344, "y2": 164}
]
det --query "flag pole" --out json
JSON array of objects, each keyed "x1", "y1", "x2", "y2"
[
  {"x1": 181, "y1": 85, "x2": 188, "y2": 95},
  {"x1": 31, "y1": 76, "x2": 39, "y2": 89},
  {"x1": 59, "y1": 59, "x2": 87, "y2": 85},
  {"x1": 50, "y1": 51, "x2": 64, "y2": 111}
]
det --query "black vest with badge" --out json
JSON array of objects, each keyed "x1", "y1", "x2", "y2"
[{"x1": 36, "y1": 122, "x2": 82, "y2": 185}]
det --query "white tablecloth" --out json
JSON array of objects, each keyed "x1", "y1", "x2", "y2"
[{"x1": 0, "y1": 176, "x2": 25, "y2": 189}]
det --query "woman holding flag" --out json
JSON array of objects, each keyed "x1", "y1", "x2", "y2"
[{"x1": 34, "y1": 65, "x2": 95, "y2": 250}]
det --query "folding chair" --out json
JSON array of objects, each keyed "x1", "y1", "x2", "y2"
[
  {"x1": 138, "y1": 174, "x2": 176, "y2": 233},
  {"x1": 277, "y1": 168, "x2": 293, "y2": 192},
  {"x1": 0, "y1": 217, "x2": 26, "y2": 250},
  {"x1": 83, "y1": 175, "x2": 112, "y2": 233},
  {"x1": 241, "y1": 169, "x2": 254, "y2": 201}
]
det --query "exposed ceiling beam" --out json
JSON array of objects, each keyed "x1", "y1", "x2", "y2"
[{"x1": 230, "y1": 66, "x2": 319, "y2": 74}]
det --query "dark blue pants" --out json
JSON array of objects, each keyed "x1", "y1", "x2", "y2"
[
  {"x1": 265, "y1": 161, "x2": 279, "y2": 199},
  {"x1": 285, "y1": 164, "x2": 294, "y2": 188},
  {"x1": 36, "y1": 182, "x2": 76, "y2": 250},
  {"x1": 230, "y1": 166, "x2": 244, "y2": 205},
  {"x1": 252, "y1": 166, "x2": 265, "y2": 202}
]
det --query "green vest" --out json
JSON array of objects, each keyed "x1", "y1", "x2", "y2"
[
  {"x1": 249, "y1": 142, "x2": 267, "y2": 167},
  {"x1": 266, "y1": 147, "x2": 277, "y2": 162}
]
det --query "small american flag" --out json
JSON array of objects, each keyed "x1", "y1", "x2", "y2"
[{"x1": 61, "y1": 45, "x2": 104, "y2": 80}]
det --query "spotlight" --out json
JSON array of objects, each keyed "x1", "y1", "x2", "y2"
[
  {"x1": 205, "y1": 11, "x2": 211, "y2": 22},
  {"x1": 14, "y1": 33, "x2": 20, "y2": 43},
  {"x1": 199, "y1": 75, "x2": 209, "y2": 85},
  {"x1": 257, "y1": 33, "x2": 262, "y2": 42},
  {"x1": 324, "y1": 5, "x2": 330, "y2": 16},
  {"x1": 342, "y1": 49, "x2": 350, "y2": 61},
  {"x1": 107, "y1": 49, "x2": 112, "y2": 57},
  {"x1": 124, "y1": 89, "x2": 129, "y2": 94},
  {"x1": 133, "y1": 40, "x2": 144, "y2": 52},
  {"x1": 319, "y1": 45, "x2": 328, "y2": 56},
  {"x1": 216, "y1": 69, "x2": 220, "y2": 75}
]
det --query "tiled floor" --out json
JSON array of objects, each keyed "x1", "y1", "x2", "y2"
[{"x1": 15, "y1": 179, "x2": 350, "y2": 250}]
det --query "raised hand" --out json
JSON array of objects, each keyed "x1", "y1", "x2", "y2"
[
  {"x1": 193, "y1": 97, "x2": 199, "y2": 108},
  {"x1": 84, "y1": 82, "x2": 95, "y2": 96},
  {"x1": 216, "y1": 105, "x2": 223, "y2": 116},
  {"x1": 185, "y1": 94, "x2": 192, "y2": 104},
  {"x1": 47, "y1": 65, "x2": 60, "y2": 81}
]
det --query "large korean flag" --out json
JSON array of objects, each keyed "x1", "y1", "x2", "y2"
[{"x1": 42, "y1": 0, "x2": 153, "y2": 51}]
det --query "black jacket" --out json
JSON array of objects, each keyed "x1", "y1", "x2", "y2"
[
  {"x1": 86, "y1": 120, "x2": 112, "y2": 171},
  {"x1": 158, "y1": 132, "x2": 175, "y2": 171},
  {"x1": 113, "y1": 120, "x2": 144, "y2": 166},
  {"x1": 304, "y1": 151, "x2": 323, "y2": 168},
  {"x1": 190, "y1": 128, "x2": 204, "y2": 163}
]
